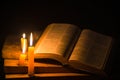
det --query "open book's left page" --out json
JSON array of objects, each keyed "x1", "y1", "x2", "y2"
[{"x1": 34, "y1": 23, "x2": 81, "y2": 65}]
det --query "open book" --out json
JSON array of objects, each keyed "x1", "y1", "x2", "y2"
[
  {"x1": 2, "y1": 23, "x2": 113, "y2": 77},
  {"x1": 34, "y1": 23, "x2": 113, "y2": 76}
]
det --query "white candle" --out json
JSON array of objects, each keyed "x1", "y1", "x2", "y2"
[
  {"x1": 19, "y1": 33, "x2": 27, "y2": 66},
  {"x1": 28, "y1": 32, "x2": 34, "y2": 76}
]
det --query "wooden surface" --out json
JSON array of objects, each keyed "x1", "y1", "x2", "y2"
[
  {"x1": 5, "y1": 73, "x2": 106, "y2": 80},
  {"x1": 4, "y1": 59, "x2": 74, "y2": 74},
  {"x1": 5, "y1": 73, "x2": 92, "y2": 80},
  {"x1": 4, "y1": 59, "x2": 105, "y2": 80}
]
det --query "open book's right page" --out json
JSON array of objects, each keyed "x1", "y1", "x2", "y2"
[{"x1": 69, "y1": 29, "x2": 113, "y2": 75}]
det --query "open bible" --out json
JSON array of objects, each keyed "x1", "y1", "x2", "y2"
[
  {"x1": 33, "y1": 23, "x2": 113, "y2": 76},
  {"x1": 2, "y1": 23, "x2": 113, "y2": 78}
]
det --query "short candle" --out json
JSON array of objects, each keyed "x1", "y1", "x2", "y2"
[{"x1": 19, "y1": 33, "x2": 27, "y2": 66}]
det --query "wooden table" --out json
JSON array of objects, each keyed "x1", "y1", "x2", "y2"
[{"x1": 4, "y1": 60, "x2": 105, "y2": 80}]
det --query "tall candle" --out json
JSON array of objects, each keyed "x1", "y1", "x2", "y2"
[
  {"x1": 28, "y1": 32, "x2": 34, "y2": 76},
  {"x1": 19, "y1": 33, "x2": 27, "y2": 66}
]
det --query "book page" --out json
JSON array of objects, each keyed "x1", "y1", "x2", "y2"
[
  {"x1": 69, "y1": 29, "x2": 113, "y2": 70},
  {"x1": 34, "y1": 23, "x2": 81, "y2": 62}
]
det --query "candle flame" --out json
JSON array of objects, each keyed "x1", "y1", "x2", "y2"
[
  {"x1": 30, "y1": 33, "x2": 33, "y2": 46},
  {"x1": 21, "y1": 33, "x2": 27, "y2": 53},
  {"x1": 23, "y1": 33, "x2": 26, "y2": 38}
]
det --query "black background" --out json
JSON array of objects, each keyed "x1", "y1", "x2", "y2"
[{"x1": 0, "y1": 1, "x2": 120, "y2": 79}]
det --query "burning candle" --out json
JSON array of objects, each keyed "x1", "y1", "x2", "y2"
[
  {"x1": 28, "y1": 32, "x2": 34, "y2": 76},
  {"x1": 21, "y1": 33, "x2": 27, "y2": 51},
  {"x1": 19, "y1": 33, "x2": 27, "y2": 66}
]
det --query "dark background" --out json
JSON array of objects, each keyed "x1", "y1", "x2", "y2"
[{"x1": 0, "y1": 1, "x2": 120, "y2": 80}]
